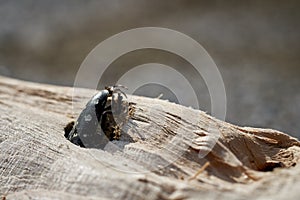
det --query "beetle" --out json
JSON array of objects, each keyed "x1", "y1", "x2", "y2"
[{"x1": 64, "y1": 86, "x2": 128, "y2": 149}]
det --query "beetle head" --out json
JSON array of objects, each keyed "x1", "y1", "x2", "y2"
[{"x1": 105, "y1": 85, "x2": 128, "y2": 96}]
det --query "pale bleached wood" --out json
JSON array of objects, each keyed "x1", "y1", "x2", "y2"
[{"x1": 0, "y1": 75, "x2": 300, "y2": 200}]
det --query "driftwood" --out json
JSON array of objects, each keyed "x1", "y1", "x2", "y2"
[{"x1": 0, "y1": 75, "x2": 300, "y2": 200}]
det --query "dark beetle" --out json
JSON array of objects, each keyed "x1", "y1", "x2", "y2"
[{"x1": 64, "y1": 86, "x2": 127, "y2": 149}]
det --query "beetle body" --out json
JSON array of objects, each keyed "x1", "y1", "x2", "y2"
[{"x1": 65, "y1": 86, "x2": 127, "y2": 149}]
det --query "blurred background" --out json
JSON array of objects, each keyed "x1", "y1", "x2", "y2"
[{"x1": 0, "y1": 0, "x2": 299, "y2": 138}]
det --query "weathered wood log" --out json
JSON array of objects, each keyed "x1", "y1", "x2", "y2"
[{"x1": 0, "y1": 75, "x2": 300, "y2": 200}]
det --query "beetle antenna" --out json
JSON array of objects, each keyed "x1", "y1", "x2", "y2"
[{"x1": 113, "y1": 85, "x2": 128, "y2": 90}]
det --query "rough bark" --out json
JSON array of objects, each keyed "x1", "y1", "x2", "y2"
[{"x1": 0, "y1": 75, "x2": 300, "y2": 200}]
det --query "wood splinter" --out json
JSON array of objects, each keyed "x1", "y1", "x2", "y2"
[{"x1": 188, "y1": 161, "x2": 210, "y2": 181}]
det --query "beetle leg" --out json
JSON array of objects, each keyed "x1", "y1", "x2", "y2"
[
  {"x1": 100, "y1": 110, "x2": 119, "y2": 140},
  {"x1": 103, "y1": 105, "x2": 111, "y2": 111},
  {"x1": 113, "y1": 88, "x2": 127, "y2": 98}
]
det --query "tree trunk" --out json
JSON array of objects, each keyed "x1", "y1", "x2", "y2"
[{"x1": 0, "y1": 75, "x2": 299, "y2": 200}]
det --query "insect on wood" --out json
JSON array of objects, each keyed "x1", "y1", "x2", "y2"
[{"x1": 64, "y1": 86, "x2": 129, "y2": 149}]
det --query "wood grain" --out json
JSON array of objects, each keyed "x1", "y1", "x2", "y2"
[{"x1": 0, "y1": 75, "x2": 300, "y2": 200}]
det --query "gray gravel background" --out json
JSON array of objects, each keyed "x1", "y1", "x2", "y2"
[{"x1": 0, "y1": 0, "x2": 299, "y2": 138}]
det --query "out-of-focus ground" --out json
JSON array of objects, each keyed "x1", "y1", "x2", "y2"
[{"x1": 0, "y1": 0, "x2": 299, "y2": 138}]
